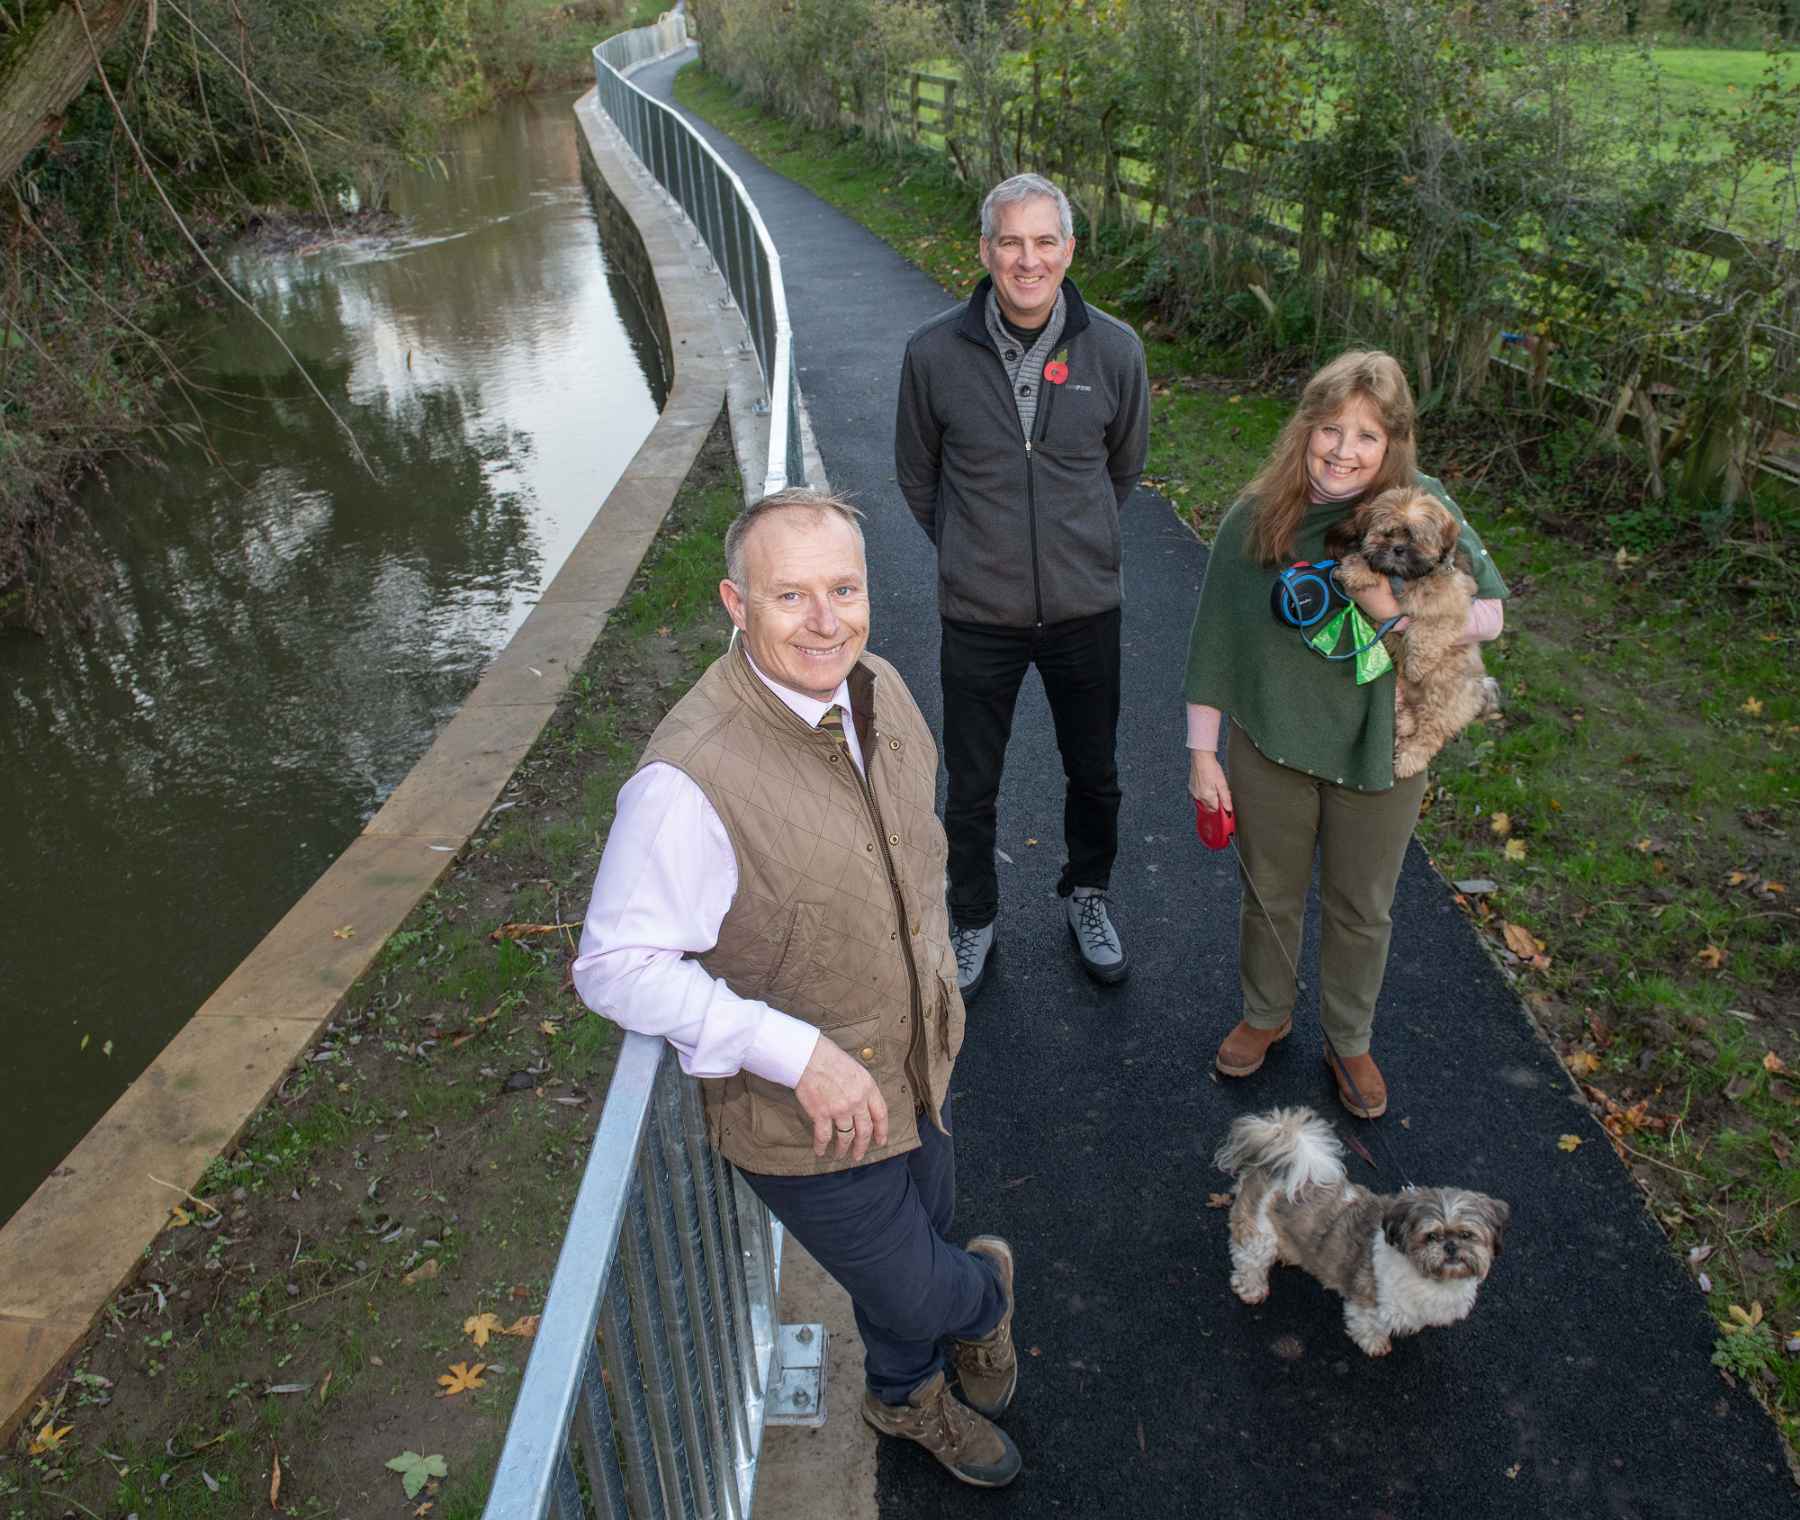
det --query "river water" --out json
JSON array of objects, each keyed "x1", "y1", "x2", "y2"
[{"x1": 0, "y1": 95, "x2": 664, "y2": 1225}]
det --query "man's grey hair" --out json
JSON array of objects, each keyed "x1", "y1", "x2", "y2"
[
  {"x1": 724, "y1": 487, "x2": 867, "y2": 589},
  {"x1": 979, "y1": 173, "x2": 1073, "y2": 241}
]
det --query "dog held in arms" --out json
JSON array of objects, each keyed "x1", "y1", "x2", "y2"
[
  {"x1": 1326, "y1": 486, "x2": 1501, "y2": 779},
  {"x1": 1214, "y1": 1107, "x2": 1510, "y2": 1357}
]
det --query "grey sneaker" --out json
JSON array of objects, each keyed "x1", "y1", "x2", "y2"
[
  {"x1": 951, "y1": 1236, "x2": 1017, "y2": 1418},
  {"x1": 862, "y1": 1370, "x2": 1021, "y2": 1488},
  {"x1": 1067, "y1": 887, "x2": 1128, "y2": 984},
  {"x1": 951, "y1": 921, "x2": 995, "y2": 1001}
]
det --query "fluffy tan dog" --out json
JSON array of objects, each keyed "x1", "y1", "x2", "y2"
[{"x1": 1326, "y1": 487, "x2": 1499, "y2": 778}]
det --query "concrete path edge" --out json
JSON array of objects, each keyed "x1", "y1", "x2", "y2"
[{"x1": 0, "y1": 84, "x2": 732, "y2": 1444}]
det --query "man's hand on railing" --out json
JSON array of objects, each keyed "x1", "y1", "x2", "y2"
[{"x1": 795, "y1": 1038, "x2": 890, "y2": 1162}]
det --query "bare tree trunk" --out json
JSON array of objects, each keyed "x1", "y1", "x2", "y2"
[{"x1": 1, "y1": 0, "x2": 146, "y2": 183}]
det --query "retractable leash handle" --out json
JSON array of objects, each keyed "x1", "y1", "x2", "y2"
[{"x1": 1194, "y1": 795, "x2": 1235, "y2": 850}]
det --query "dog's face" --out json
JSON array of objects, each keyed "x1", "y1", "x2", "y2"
[
  {"x1": 1382, "y1": 1188, "x2": 1509, "y2": 1283},
  {"x1": 1346, "y1": 488, "x2": 1461, "y2": 581}
]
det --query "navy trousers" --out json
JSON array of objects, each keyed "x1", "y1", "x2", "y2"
[{"x1": 738, "y1": 1100, "x2": 1006, "y2": 1405}]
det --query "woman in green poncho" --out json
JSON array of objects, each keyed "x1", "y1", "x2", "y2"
[{"x1": 1183, "y1": 350, "x2": 1508, "y2": 1117}]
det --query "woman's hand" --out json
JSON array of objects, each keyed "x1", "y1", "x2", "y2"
[
  {"x1": 1189, "y1": 749, "x2": 1233, "y2": 816},
  {"x1": 1347, "y1": 576, "x2": 1402, "y2": 622}
]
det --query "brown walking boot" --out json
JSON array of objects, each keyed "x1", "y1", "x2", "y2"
[
  {"x1": 1215, "y1": 1015, "x2": 1293, "y2": 1077},
  {"x1": 1325, "y1": 1045, "x2": 1388, "y2": 1119},
  {"x1": 951, "y1": 1236, "x2": 1016, "y2": 1418},
  {"x1": 862, "y1": 1370, "x2": 1022, "y2": 1488}
]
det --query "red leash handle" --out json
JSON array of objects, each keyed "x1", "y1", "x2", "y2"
[{"x1": 1194, "y1": 795, "x2": 1236, "y2": 851}]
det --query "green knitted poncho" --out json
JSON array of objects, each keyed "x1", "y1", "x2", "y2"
[{"x1": 1183, "y1": 475, "x2": 1509, "y2": 792}]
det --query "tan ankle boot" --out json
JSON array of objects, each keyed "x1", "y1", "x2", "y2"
[
  {"x1": 862, "y1": 1370, "x2": 1022, "y2": 1487},
  {"x1": 1326, "y1": 1046, "x2": 1388, "y2": 1118},
  {"x1": 951, "y1": 1236, "x2": 1016, "y2": 1418},
  {"x1": 1215, "y1": 1016, "x2": 1293, "y2": 1077}
]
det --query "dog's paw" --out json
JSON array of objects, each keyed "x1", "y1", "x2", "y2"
[
  {"x1": 1230, "y1": 1274, "x2": 1270, "y2": 1305},
  {"x1": 1479, "y1": 675, "x2": 1502, "y2": 716},
  {"x1": 1393, "y1": 745, "x2": 1429, "y2": 779},
  {"x1": 1357, "y1": 1336, "x2": 1393, "y2": 1358}
]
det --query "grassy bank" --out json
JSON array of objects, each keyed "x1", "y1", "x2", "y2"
[
  {"x1": 0, "y1": 416, "x2": 740, "y2": 1519},
  {"x1": 672, "y1": 63, "x2": 1800, "y2": 1456}
]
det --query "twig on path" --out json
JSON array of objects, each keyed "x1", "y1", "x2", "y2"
[
  {"x1": 147, "y1": 1175, "x2": 221, "y2": 1215},
  {"x1": 276, "y1": 1268, "x2": 378, "y2": 1320}
]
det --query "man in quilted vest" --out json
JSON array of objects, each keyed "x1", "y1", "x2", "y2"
[{"x1": 573, "y1": 489, "x2": 1022, "y2": 1488}]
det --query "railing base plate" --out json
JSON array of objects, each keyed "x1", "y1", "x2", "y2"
[{"x1": 765, "y1": 1322, "x2": 828, "y2": 1428}]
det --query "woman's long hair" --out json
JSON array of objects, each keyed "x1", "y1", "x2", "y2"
[{"x1": 1246, "y1": 351, "x2": 1419, "y2": 566}]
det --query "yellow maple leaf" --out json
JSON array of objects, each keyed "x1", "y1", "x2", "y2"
[
  {"x1": 1741, "y1": 697, "x2": 1763, "y2": 717},
  {"x1": 1764, "y1": 1051, "x2": 1788, "y2": 1075},
  {"x1": 1503, "y1": 838, "x2": 1527, "y2": 862},
  {"x1": 463, "y1": 1313, "x2": 504, "y2": 1348},
  {"x1": 29, "y1": 1423, "x2": 73, "y2": 1456},
  {"x1": 502, "y1": 1315, "x2": 540, "y2": 1338},
  {"x1": 1557, "y1": 1134, "x2": 1582, "y2": 1152},
  {"x1": 1695, "y1": 945, "x2": 1725, "y2": 970},
  {"x1": 437, "y1": 1361, "x2": 487, "y2": 1397},
  {"x1": 538, "y1": 1020, "x2": 559, "y2": 1038},
  {"x1": 333, "y1": 925, "x2": 356, "y2": 940},
  {"x1": 1205, "y1": 1192, "x2": 1234, "y2": 1209},
  {"x1": 1565, "y1": 1050, "x2": 1601, "y2": 1077},
  {"x1": 1489, "y1": 811, "x2": 1512, "y2": 837}
]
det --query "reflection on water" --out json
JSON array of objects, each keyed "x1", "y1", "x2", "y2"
[{"x1": 0, "y1": 95, "x2": 664, "y2": 1224}]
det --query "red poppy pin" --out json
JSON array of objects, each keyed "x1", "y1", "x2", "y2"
[{"x1": 1043, "y1": 351, "x2": 1070, "y2": 386}]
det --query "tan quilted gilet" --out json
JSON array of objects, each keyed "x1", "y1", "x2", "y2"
[{"x1": 637, "y1": 644, "x2": 964, "y2": 1175}]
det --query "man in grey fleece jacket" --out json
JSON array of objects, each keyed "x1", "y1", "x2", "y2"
[{"x1": 894, "y1": 173, "x2": 1149, "y2": 1001}]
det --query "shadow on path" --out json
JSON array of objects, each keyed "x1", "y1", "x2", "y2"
[{"x1": 633, "y1": 50, "x2": 1797, "y2": 1518}]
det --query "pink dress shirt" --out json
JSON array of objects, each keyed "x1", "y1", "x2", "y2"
[{"x1": 572, "y1": 648, "x2": 866, "y2": 1088}]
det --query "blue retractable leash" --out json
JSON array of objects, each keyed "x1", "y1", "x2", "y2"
[{"x1": 1271, "y1": 559, "x2": 1403, "y2": 683}]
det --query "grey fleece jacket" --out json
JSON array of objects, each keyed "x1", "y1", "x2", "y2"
[{"x1": 895, "y1": 276, "x2": 1150, "y2": 628}]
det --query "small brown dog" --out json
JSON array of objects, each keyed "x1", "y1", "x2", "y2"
[{"x1": 1326, "y1": 487, "x2": 1499, "y2": 778}]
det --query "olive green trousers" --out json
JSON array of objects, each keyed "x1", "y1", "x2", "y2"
[{"x1": 1227, "y1": 724, "x2": 1428, "y2": 1057}]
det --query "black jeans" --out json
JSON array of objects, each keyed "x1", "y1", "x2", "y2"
[
  {"x1": 940, "y1": 607, "x2": 1122, "y2": 930},
  {"x1": 738, "y1": 1100, "x2": 1005, "y2": 1403}
]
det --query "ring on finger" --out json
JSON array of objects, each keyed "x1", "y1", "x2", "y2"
[{"x1": 833, "y1": 1123, "x2": 855, "y2": 1134}]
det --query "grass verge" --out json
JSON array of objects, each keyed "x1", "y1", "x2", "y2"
[
  {"x1": 0, "y1": 415, "x2": 741, "y2": 1519},
  {"x1": 673, "y1": 62, "x2": 1800, "y2": 1459}
]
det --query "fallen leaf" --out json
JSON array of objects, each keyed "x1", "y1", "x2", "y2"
[
  {"x1": 386, "y1": 1451, "x2": 449, "y2": 1500},
  {"x1": 402, "y1": 1258, "x2": 440, "y2": 1286},
  {"x1": 319, "y1": 1368, "x2": 333, "y2": 1406},
  {"x1": 271, "y1": 1448, "x2": 282, "y2": 1507},
  {"x1": 1741, "y1": 696, "x2": 1764, "y2": 716},
  {"x1": 1699, "y1": 1270, "x2": 1713, "y2": 1293},
  {"x1": 464, "y1": 1313, "x2": 504, "y2": 1349},
  {"x1": 1205, "y1": 1192, "x2": 1234, "y2": 1209},
  {"x1": 1503, "y1": 838, "x2": 1527, "y2": 862},
  {"x1": 168, "y1": 1205, "x2": 193, "y2": 1228},
  {"x1": 502, "y1": 1315, "x2": 540, "y2": 1338},
  {"x1": 1557, "y1": 1134, "x2": 1582, "y2": 1152},
  {"x1": 1501, "y1": 921, "x2": 1537, "y2": 959},
  {"x1": 488, "y1": 922, "x2": 578, "y2": 942},
  {"x1": 1688, "y1": 1244, "x2": 1715, "y2": 1267},
  {"x1": 1028, "y1": 1345, "x2": 1042, "y2": 1357},
  {"x1": 1764, "y1": 1051, "x2": 1787, "y2": 1075},
  {"x1": 333, "y1": 925, "x2": 356, "y2": 940},
  {"x1": 1565, "y1": 1049, "x2": 1601, "y2": 1076},
  {"x1": 538, "y1": 1020, "x2": 559, "y2": 1038},
  {"x1": 1763, "y1": 880, "x2": 1787, "y2": 896},
  {"x1": 1726, "y1": 870, "x2": 1748, "y2": 887},
  {"x1": 203, "y1": 1469, "x2": 221, "y2": 1493},
  {"x1": 437, "y1": 1361, "x2": 486, "y2": 1397},
  {"x1": 1695, "y1": 945, "x2": 1725, "y2": 970},
  {"x1": 1489, "y1": 812, "x2": 1512, "y2": 837},
  {"x1": 1025, "y1": 837, "x2": 1039, "y2": 847},
  {"x1": 657, "y1": 625, "x2": 672, "y2": 638},
  {"x1": 416, "y1": 1506, "x2": 435, "y2": 1518},
  {"x1": 28, "y1": 1424, "x2": 72, "y2": 1456}
]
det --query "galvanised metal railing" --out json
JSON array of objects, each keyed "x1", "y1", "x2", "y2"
[
  {"x1": 591, "y1": 13, "x2": 807, "y2": 496},
  {"x1": 483, "y1": 1038, "x2": 825, "y2": 1519}
]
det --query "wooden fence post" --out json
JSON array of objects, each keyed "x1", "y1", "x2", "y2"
[
  {"x1": 942, "y1": 79, "x2": 957, "y2": 136},
  {"x1": 910, "y1": 74, "x2": 921, "y2": 142}
]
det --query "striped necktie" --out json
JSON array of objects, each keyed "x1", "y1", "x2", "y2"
[{"x1": 817, "y1": 703, "x2": 850, "y2": 755}]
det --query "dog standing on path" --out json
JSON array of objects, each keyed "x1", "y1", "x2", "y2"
[{"x1": 1214, "y1": 1107, "x2": 1510, "y2": 1357}]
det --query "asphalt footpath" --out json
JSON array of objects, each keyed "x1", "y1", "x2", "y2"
[{"x1": 636, "y1": 52, "x2": 1797, "y2": 1518}]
